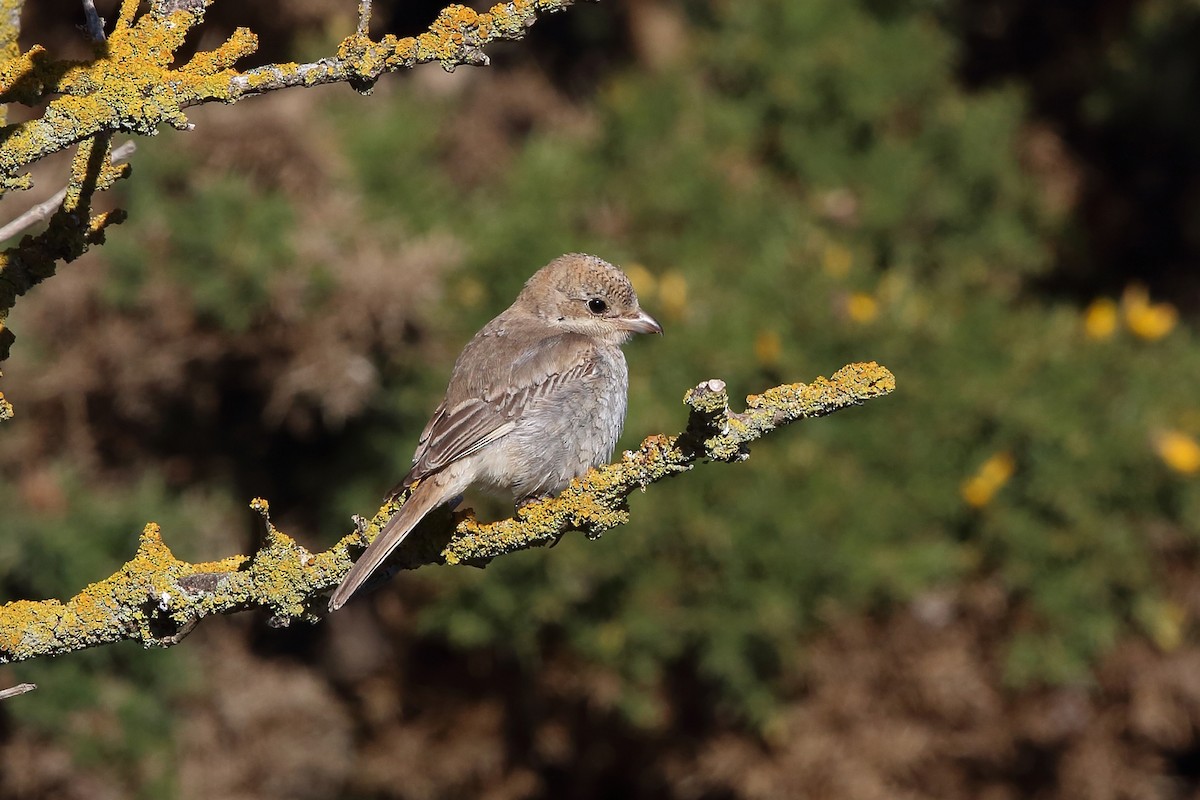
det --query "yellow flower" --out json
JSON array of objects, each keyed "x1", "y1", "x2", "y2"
[
  {"x1": 821, "y1": 242, "x2": 853, "y2": 278},
  {"x1": 1149, "y1": 600, "x2": 1186, "y2": 652},
  {"x1": 596, "y1": 621, "x2": 626, "y2": 656},
  {"x1": 624, "y1": 262, "x2": 657, "y2": 300},
  {"x1": 961, "y1": 451, "x2": 1016, "y2": 508},
  {"x1": 754, "y1": 329, "x2": 781, "y2": 369},
  {"x1": 846, "y1": 292, "x2": 878, "y2": 324},
  {"x1": 1123, "y1": 284, "x2": 1177, "y2": 341},
  {"x1": 1154, "y1": 430, "x2": 1200, "y2": 475},
  {"x1": 658, "y1": 269, "x2": 688, "y2": 321},
  {"x1": 1083, "y1": 298, "x2": 1118, "y2": 340},
  {"x1": 456, "y1": 276, "x2": 485, "y2": 309}
]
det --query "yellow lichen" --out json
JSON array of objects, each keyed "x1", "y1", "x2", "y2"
[
  {"x1": 0, "y1": 0, "x2": 578, "y2": 194},
  {"x1": 0, "y1": 45, "x2": 50, "y2": 102},
  {"x1": 437, "y1": 363, "x2": 894, "y2": 565}
]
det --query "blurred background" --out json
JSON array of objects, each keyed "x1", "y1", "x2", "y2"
[{"x1": 2, "y1": 0, "x2": 1200, "y2": 797}]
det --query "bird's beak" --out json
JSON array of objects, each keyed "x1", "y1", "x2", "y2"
[{"x1": 618, "y1": 309, "x2": 664, "y2": 335}]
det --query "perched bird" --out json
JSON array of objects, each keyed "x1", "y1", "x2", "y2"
[{"x1": 329, "y1": 253, "x2": 662, "y2": 611}]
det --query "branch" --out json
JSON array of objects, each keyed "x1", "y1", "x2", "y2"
[
  {"x1": 0, "y1": 0, "x2": 20, "y2": 129},
  {"x1": 0, "y1": 135, "x2": 131, "y2": 362},
  {"x1": 0, "y1": 682, "x2": 36, "y2": 700},
  {"x1": 357, "y1": 0, "x2": 372, "y2": 36},
  {"x1": 0, "y1": 141, "x2": 136, "y2": 243},
  {"x1": 0, "y1": 362, "x2": 895, "y2": 664},
  {"x1": 0, "y1": 368, "x2": 11, "y2": 421},
  {"x1": 0, "y1": 0, "x2": 583, "y2": 366},
  {"x1": 80, "y1": 0, "x2": 107, "y2": 42},
  {"x1": 0, "y1": 0, "x2": 581, "y2": 187}
]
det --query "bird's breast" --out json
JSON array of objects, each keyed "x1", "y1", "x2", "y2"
[{"x1": 484, "y1": 346, "x2": 628, "y2": 500}]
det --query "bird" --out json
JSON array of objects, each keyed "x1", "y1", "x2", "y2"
[{"x1": 328, "y1": 253, "x2": 662, "y2": 611}]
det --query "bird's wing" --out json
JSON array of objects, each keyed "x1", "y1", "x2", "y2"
[{"x1": 394, "y1": 332, "x2": 598, "y2": 494}]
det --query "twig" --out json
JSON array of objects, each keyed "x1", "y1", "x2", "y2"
[
  {"x1": 1, "y1": 0, "x2": 572, "y2": 178},
  {"x1": 357, "y1": 0, "x2": 372, "y2": 36},
  {"x1": 0, "y1": 683, "x2": 36, "y2": 700},
  {"x1": 225, "y1": 0, "x2": 566, "y2": 99},
  {"x1": 81, "y1": 0, "x2": 107, "y2": 42},
  {"x1": 0, "y1": 141, "x2": 135, "y2": 243}
]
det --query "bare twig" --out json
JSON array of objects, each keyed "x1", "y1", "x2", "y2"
[
  {"x1": 0, "y1": 141, "x2": 135, "y2": 243},
  {"x1": 0, "y1": 683, "x2": 36, "y2": 700},
  {"x1": 0, "y1": 363, "x2": 896, "y2": 664},
  {"x1": 80, "y1": 0, "x2": 107, "y2": 42},
  {"x1": 356, "y1": 0, "x2": 372, "y2": 36}
]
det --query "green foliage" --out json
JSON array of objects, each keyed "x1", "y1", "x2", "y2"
[
  {"x1": 104, "y1": 147, "x2": 294, "y2": 331},
  {"x1": 335, "y1": 0, "x2": 1200, "y2": 726}
]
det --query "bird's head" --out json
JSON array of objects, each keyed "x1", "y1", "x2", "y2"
[{"x1": 519, "y1": 253, "x2": 663, "y2": 345}]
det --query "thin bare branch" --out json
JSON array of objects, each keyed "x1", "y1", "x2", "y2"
[
  {"x1": 0, "y1": 683, "x2": 36, "y2": 699},
  {"x1": 80, "y1": 0, "x2": 107, "y2": 42},
  {"x1": 357, "y1": 0, "x2": 372, "y2": 36},
  {"x1": 0, "y1": 141, "x2": 135, "y2": 243}
]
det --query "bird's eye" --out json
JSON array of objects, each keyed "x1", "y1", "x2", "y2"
[{"x1": 587, "y1": 298, "x2": 608, "y2": 315}]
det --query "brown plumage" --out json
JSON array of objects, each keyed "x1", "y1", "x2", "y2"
[{"x1": 329, "y1": 254, "x2": 661, "y2": 611}]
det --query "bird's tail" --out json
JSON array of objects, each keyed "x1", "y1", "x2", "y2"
[{"x1": 328, "y1": 478, "x2": 446, "y2": 611}]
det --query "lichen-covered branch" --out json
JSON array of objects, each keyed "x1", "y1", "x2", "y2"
[
  {"x1": 0, "y1": 135, "x2": 131, "y2": 361},
  {"x1": 0, "y1": 0, "x2": 581, "y2": 370},
  {"x1": 0, "y1": 0, "x2": 20, "y2": 128},
  {"x1": 0, "y1": 379, "x2": 11, "y2": 421},
  {"x1": 0, "y1": 0, "x2": 580, "y2": 187},
  {"x1": 0, "y1": 362, "x2": 895, "y2": 664},
  {"x1": 0, "y1": 141, "x2": 136, "y2": 243}
]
